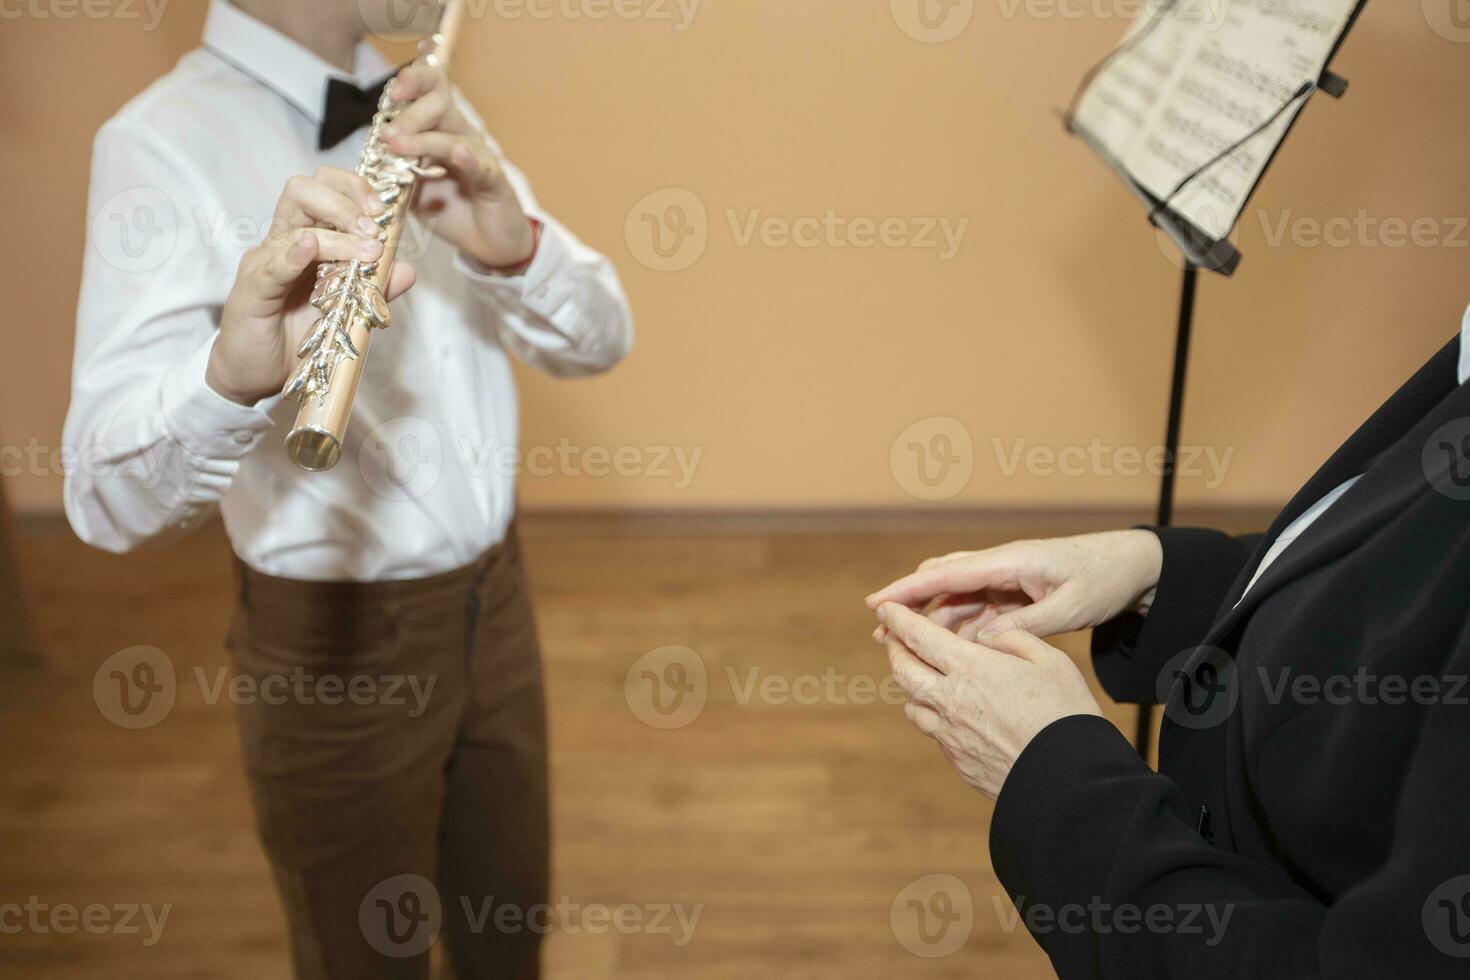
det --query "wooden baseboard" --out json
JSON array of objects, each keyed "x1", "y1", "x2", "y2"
[
  {"x1": 516, "y1": 505, "x2": 1282, "y2": 535},
  {"x1": 11, "y1": 504, "x2": 1284, "y2": 538}
]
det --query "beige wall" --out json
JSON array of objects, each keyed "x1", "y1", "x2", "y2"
[{"x1": 4, "y1": 1, "x2": 1468, "y2": 515}]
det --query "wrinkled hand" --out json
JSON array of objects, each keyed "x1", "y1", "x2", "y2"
[
  {"x1": 208, "y1": 167, "x2": 417, "y2": 406},
  {"x1": 866, "y1": 530, "x2": 1164, "y2": 644},
  {"x1": 876, "y1": 602, "x2": 1103, "y2": 799},
  {"x1": 381, "y1": 64, "x2": 537, "y2": 271}
]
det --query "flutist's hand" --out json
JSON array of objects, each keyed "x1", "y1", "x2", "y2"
[
  {"x1": 208, "y1": 167, "x2": 418, "y2": 406},
  {"x1": 866, "y1": 531, "x2": 1164, "y2": 643},
  {"x1": 380, "y1": 65, "x2": 539, "y2": 272}
]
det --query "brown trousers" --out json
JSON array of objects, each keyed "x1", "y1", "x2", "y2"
[{"x1": 226, "y1": 527, "x2": 549, "y2": 980}]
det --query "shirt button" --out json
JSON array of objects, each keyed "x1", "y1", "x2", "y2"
[
  {"x1": 234, "y1": 431, "x2": 253, "y2": 445},
  {"x1": 532, "y1": 285, "x2": 548, "y2": 299}
]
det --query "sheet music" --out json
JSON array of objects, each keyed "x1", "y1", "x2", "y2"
[
  {"x1": 1068, "y1": 4, "x2": 1201, "y2": 165},
  {"x1": 1072, "y1": 0, "x2": 1359, "y2": 242}
]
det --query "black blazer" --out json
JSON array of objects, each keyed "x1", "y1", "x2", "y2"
[{"x1": 989, "y1": 336, "x2": 1470, "y2": 978}]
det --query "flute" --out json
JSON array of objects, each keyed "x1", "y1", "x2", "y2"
[{"x1": 281, "y1": 0, "x2": 468, "y2": 471}]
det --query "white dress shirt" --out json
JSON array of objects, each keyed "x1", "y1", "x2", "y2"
[
  {"x1": 65, "y1": 0, "x2": 633, "y2": 582},
  {"x1": 1239, "y1": 309, "x2": 1470, "y2": 601}
]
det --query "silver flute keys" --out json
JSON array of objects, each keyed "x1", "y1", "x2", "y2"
[{"x1": 281, "y1": 90, "x2": 444, "y2": 408}]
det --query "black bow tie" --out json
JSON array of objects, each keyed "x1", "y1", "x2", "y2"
[{"x1": 319, "y1": 73, "x2": 396, "y2": 151}]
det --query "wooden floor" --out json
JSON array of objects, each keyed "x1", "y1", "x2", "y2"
[{"x1": 0, "y1": 513, "x2": 1243, "y2": 979}]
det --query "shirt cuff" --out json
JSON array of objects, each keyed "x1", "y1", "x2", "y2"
[
  {"x1": 159, "y1": 334, "x2": 275, "y2": 460},
  {"x1": 453, "y1": 213, "x2": 587, "y2": 346}
]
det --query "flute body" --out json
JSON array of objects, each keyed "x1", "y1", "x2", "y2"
[{"x1": 281, "y1": 0, "x2": 467, "y2": 471}]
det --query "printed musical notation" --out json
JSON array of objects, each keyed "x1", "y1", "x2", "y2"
[
  {"x1": 1071, "y1": 0, "x2": 1358, "y2": 242},
  {"x1": 1235, "y1": 0, "x2": 1339, "y2": 37}
]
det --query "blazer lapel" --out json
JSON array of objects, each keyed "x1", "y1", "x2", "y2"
[{"x1": 1193, "y1": 337, "x2": 1463, "y2": 647}]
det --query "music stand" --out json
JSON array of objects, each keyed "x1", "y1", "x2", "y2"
[{"x1": 1064, "y1": 2, "x2": 1368, "y2": 757}]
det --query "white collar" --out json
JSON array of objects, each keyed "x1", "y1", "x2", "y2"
[
  {"x1": 1460, "y1": 304, "x2": 1470, "y2": 386},
  {"x1": 202, "y1": 0, "x2": 391, "y2": 123}
]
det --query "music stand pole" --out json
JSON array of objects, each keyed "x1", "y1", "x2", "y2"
[{"x1": 1135, "y1": 260, "x2": 1198, "y2": 760}]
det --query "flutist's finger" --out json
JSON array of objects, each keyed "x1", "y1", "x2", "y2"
[
  {"x1": 382, "y1": 87, "x2": 461, "y2": 140},
  {"x1": 447, "y1": 140, "x2": 510, "y2": 196},
  {"x1": 313, "y1": 166, "x2": 385, "y2": 219},
  {"x1": 298, "y1": 228, "x2": 384, "y2": 264},
  {"x1": 383, "y1": 128, "x2": 459, "y2": 162},
  {"x1": 252, "y1": 231, "x2": 382, "y2": 300},
  {"x1": 388, "y1": 131, "x2": 505, "y2": 192},
  {"x1": 271, "y1": 174, "x2": 381, "y2": 242},
  {"x1": 239, "y1": 233, "x2": 318, "y2": 307},
  {"x1": 384, "y1": 261, "x2": 417, "y2": 302},
  {"x1": 388, "y1": 63, "x2": 449, "y2": 105}
]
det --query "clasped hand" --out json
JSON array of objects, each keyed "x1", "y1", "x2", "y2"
[{"x1": 865, "y1": 531, "x2": 1163, "y2": 798}]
